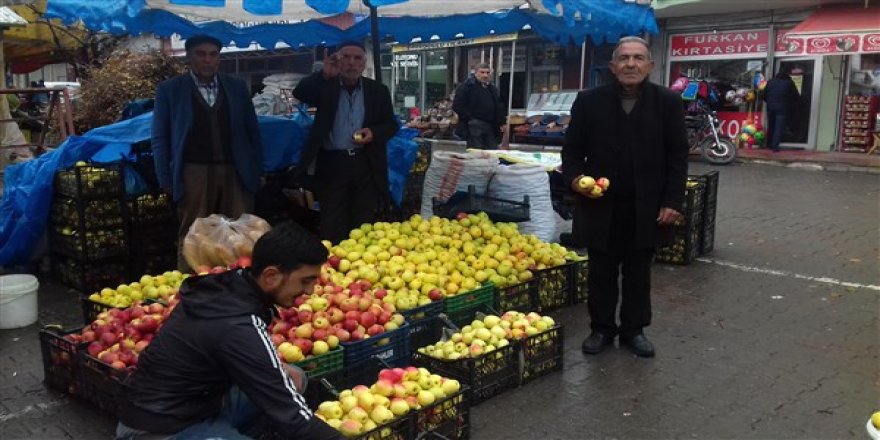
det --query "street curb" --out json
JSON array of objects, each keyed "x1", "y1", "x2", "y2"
[{"x1": 736, "y1": 158, "x2": 880, "y2": 174}]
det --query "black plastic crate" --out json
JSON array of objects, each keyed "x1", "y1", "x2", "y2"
[
  {"x1": 77, "y1": 353, "x2": 130, "y2": 416},
  {"x1": 534, "y1": 265, "x2": 569, "y2": 312},
  {"x1": 401, "y1": 301, "x2": 444, "y2": 351},
  {"x1": 411, "y1": 139, "x2": 432, "y2": 174},
  {"x1": 51, "y1": 196, "x2": 125, "y2": 231},
  {"x1": 39, "y1": 326, "x2": 84, "y2": 396},
  {"x1": 655, "y1": 180, "x2": 705, "y2": 265},
  {"x1": 690, "y1": 171, "x2": 719, "y2": 256},
  {"x1": 126, "y1": 192, "x2": 175, "y2": 225},
  {"x1": 415, "y1": 386, "x2": 470, "y2": 440},
  {"x1": 432, "y1": 185, "x2": 530, "y2": 223},
  {"x1": 399, "y1": 171, "x2": 426, "y2": 218},
  {"x1": 54, "y1": 162, "x2": 124, "y2": 199},
  {"x1": 52, "y1": 253, "x2": 128, "y2": 293},
  {"x1": 566, "y1": 259, "x2": 589, "y2": 305},
  {"x1": 354, "y1": 412, "x2": 415, "y2": 440},
  {"x1": 519, "y1": 326, "x2": 564, "y2": 385},
  {"x1": 411, "y1": 343, "x2": 519, "y2": 405},
  {"x1": 443, "y1": 284, "x2": 495, "y2": 328},
  {"x1": 494, "y1": 279, "x2": 538, "y2": 313},
  {"x1": 51, "y1": 224, "x2": 128, "y2": 261},
  {"x1": 341, "y1": 324, "x2": 410, "y2": 366},
  {"x1": 80, "y1": 293, "x2": 113, "y2": 325}
]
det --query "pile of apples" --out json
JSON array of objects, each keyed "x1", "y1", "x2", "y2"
[
  {"x1": 87, "y1": 270, "x2": 187, "y2": 308},
  {"x1": 269, "y1": 279, "x2": 406, "y2": 363},
  {"x1": 417, "y1": 311, "x2": 556, "y2": 360},
  {"x1": 323, "y1": 214, "x2": 579, "y2": 311},
  {"x1": 64, "y1": 298, "x2": 179, "y2": 370},
  {"x1": 315, "y1": 366, "x2": 461, "y2": 438},
  {"x1": 577, "y1": 176, "x2": 611, "y2": 199}
]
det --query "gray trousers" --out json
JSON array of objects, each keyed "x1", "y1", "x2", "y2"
[{"x1": 466, "y1": 119, "x2": 499, "y2": 149}]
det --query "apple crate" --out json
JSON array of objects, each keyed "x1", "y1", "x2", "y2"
[
  {"x1": 401, "y1": 301, "x2": 444, "y2": 351},
  {"x1": 415, "y1": 386, "x2": 471, "y2": 440},
  {"x1": 77, "y1": 353, "x2": 130, "y2": 416},
  {"x1": 51, "y1": 196, "x2": 125, "y2": 231},
  {"x1": 689, "y1": 171, "x2": 719, "y2": 256},
  {"x1": 52, "y1": 253, "x2": 129, "y2": 294},
  {"x1": 51, "y1": 224, "x2": 128, "y2": 261},
  {"x1": 444, "y1": 284, "x2": 495, "y2": 328},
  {"x1": 341, "y1": 325, "x2": 411, "y2": 384},
  {"x1": 126, "y1": 192, "x2": 174, "y2": 225},
  {"x1": 39, "y1": 326, "x2": 85, "y2": 396},
  {"x1": 566, "y1": 259, "x2": 589, "y2": 305},
  {"x1": 518, "y1": 326, "x2": 564, "y2": 385},
  {"x1": 411, "y1": 343, "x2": 519, "y2": 405},
  {"x1": 534, "y1": 264, "x2": 569, "y2": 313},
  {"x1": 130, "y1": 251, "x2": 177, "y2": 280},
  {"x1": 432, "y1": 185, "x2": 530, "y2": 223},
  {"x1": 296, "y1": 347, "x2": 344, "y2": 380},
  {"x1": 54, "y1": 162, "x2": 125, "y2": 200},
  {"x1": 353, "y1": 412, "x2": 416, "y2": 440},
  {"x1": 655, "y1": 180, "x2": 705, "y2": 266},
  {"x1": 494, "y1": 279, "x2": 538, "y2": 313}
]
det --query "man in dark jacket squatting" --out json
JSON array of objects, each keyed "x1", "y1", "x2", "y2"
[
  {"x1": 562, "y1": 36, "x2": 689, "y2": 358},
  {"x1": 116, "y1": 222, "x2": 344, "y2": 440}
]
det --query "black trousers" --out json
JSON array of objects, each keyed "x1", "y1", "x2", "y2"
[
  {"x1": 316, "y1": 150, "x2": 380, "y2": 244},
  {"x1": 466, "y1": 119, "x2": 499, "y2": 149},
  {"x1": 586, "y1": 200, "x2": 654, "y2": 338}
]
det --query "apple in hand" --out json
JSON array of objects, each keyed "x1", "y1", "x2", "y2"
[
  {"x1": 596, "y1": 177, "x2": 611, "y2": 191},
  {"x1": 577, "y1": 176, "x2": 595, "y2": 190}
]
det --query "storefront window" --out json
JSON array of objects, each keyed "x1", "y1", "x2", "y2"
[
  {"x1": 669, "y1": 59, "x2": 766, "y2": 112},
  {"x1": 850, "y1": 54, "x2": 880, "y2": 96},
  {"x1": 530, "y1": 43, "x2": 563, "y2": 93},
  {"x1": 425, "y1": 50, "x2": 451, "y2": 108},
  {"x1": 392, "y1": 52, "x2": 422, "y2": 116}
]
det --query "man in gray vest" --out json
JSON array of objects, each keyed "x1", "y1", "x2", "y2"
[{"x1": 152, "y1": 35, "x2": 264, "y2": 272}]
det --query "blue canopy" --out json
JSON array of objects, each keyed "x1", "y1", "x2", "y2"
[{"x1": 46, "y1": 0, "x2": 658, "y2": 47}]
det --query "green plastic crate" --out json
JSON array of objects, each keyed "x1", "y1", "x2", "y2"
[
  {"x1": 294, "y1": 346, "x2": 344, "y2": 380},
  {"x1": 443, "y1": 284, "x2": 495, "y2": 327}
]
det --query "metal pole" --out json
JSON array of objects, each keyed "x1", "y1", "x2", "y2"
[
  {"x1": 506, "y1": 39, "x2": 516, "y2": 148},
  {"x1": 579, "y1": 39, "x2": 587, "y2": 90},
  {"x1": 367, "y1": 1, "x2": 382, "y2": 84}
]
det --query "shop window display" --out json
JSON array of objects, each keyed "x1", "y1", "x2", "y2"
[
  {"x1": 669, "y1": 59, "x2": 765, "y2": 112},
  {"x1": 850, "y1": 54, "x2": 880, "y2": 96}
]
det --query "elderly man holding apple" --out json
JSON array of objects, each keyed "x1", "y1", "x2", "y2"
[
  {"x1": 290, "y1": 41, "x2": 399, "y2": 244},
  {"x1": 562, "y1": 36, "x2": 689, "y2": 358},
  {"x1": 116, "y1": 223, "x2": 344, "y2": 440}
]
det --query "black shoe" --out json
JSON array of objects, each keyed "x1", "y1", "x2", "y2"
[
  {"x1": 621, "y1": 334, "x2": 655, "y2": 358},
  {"x1": 581, "y1": 332, "x2": 614, "y2": 354}
]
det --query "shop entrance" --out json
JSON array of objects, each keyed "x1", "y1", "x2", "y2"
[{"x1": 775, "y1": 58, "x2": 820, "y2": 149}]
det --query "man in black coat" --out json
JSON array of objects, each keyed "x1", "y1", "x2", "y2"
[
  {"x1": 291, "y1": 42, "x2": 399, "y2": 244},
  {"x1": 561, "y1": 36, "x2": 689, "y2": 358},
  {"x1": 452, "y1": 63, "x2": 506, "y2": 149},
  {"x1": 762, "y1": 71, "x2": 800, "y2": 152}
]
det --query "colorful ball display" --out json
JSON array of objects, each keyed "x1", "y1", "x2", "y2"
[
  {"x1": 754, "y1": 131, "x2": 766, "y2": 142},
  {"x1": 742, "y1": 124, "x2": 757, "y2": 135}
]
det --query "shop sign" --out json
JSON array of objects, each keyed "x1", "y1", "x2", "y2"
[
  {"x1": 806, "y1": 34, "x2": 859, "y2": 54},
  {"x1": 862, "y1": 33, "x2": 880, "y2": 52},
  {"x1": 669, "y1": 30, "x2": 769, "y2": 59},
  {"x1": 775, "y1": 28, "x2": 804, "y2": 55},
  {"x1": 392, "y1": 33, "x2": 518, "y2": 53},
  {"x1": 716, "y1": 111, "x2": 763, "y2": 140},
  {"x1": 393, "y1": 54, "x2": 419, "y2": 68}
]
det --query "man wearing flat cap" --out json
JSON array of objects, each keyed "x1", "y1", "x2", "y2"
[
  {"x1": 291, "y1": 41, "x2": 399, "y2": 244},
  {"x1": 152, "y1": 34, "x2": 264, "y2": 272}
]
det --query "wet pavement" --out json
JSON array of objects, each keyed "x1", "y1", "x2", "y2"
[{"x1": 1, "y1": 159, "x2": 878, "y2": 439}]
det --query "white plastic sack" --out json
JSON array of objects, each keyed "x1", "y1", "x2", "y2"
[
  {"x1": 489, "y1": 163, "x2": 556, "y2": 242},
  {"x1": 420, "y1": 150, "x2": 498, "y2": 218}
]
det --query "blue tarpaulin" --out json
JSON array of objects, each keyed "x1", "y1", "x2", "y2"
[
  {"x1": 46, "y1": 0, "x2": 657, "y2": 48},
  {"x1": 0, "y1": 112, "x2": 419, "y2": 266}
]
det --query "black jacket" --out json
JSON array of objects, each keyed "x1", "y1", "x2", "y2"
[
  {"x1": 561, "y1": 82, "x2": 689, "y2": 251},
  {"x1": 762, "y1": 75, "x2": 800, "y2": 111},
  {"x1": 119, "y1": 270, "x2": 340, "y2": 439},
  {"x1": 291, "y1": 72, "x2": 399, "y2": 199},
  {"x1": 452, "y1": 76, "x2": 506, "y2": 127}
]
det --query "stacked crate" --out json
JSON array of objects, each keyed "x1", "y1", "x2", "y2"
[
  {"x1": 51, "y1": 163, "x2": 129, "y2": 293},
  {"x1": 127, "y1": 192, "x2": 178, "y2": 276},
  {"x1": 693, "y1": 171, "x2": 719, "y2": 256},
  {"x1": 655, "y1": 178, "x2": 705, "y2": 265}
]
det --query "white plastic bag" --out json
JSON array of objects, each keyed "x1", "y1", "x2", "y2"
[
  {"x1": 182, "y1": 213, "x2": 272, "y2": 269},
  {"x1": 489, "y1": 163, "x2": 556, "y2": 242},
  {"x1": 420, "y1": 150, "x2": 498, "y2": 218}
]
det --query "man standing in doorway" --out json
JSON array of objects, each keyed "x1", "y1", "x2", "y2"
[
  {"x1": 453, "y1": 63, "x2": 506, "y2": 149},
  {"x1": 291, "y1": 42, "x2": 399, "y2": 244},
  {"x1": 152, "y1": 34, "x2": 264, "y2": 272},
  {"x1": 762, "y1": 70, "x2": 800, "y2": 152},
  {"x1": 562, "y1": 36, "x2": 689, "y2": 358}
]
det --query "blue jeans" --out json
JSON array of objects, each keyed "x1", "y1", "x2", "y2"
[
  {"x1": 767, "y1": 109, "x2": 788, "y2": 151},
  {"x1": 117, "y1": 387, "x2": 258, "y2": 440}
]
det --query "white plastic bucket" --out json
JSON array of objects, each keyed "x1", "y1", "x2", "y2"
[{"x1": 0, "y1": 274, "x2": 39, "y2": 329}]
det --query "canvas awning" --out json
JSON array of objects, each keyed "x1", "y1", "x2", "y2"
[{"x1": 782, "y1": 5, "x2": 880, "y2": 55}]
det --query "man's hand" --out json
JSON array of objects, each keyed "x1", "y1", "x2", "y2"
[
  {"x1": 657, "y1": 207, "x2": 683, "y2": 226},
  {"x1": 282, "y1": 363, "x2": 307, "y2": 393},
  {"x1": 322, "y1": 52, "x2": 341, "y2": 80},
  {"x1": 570, "y1": 175, "x2": 591, "y2": 197},
  {"x1": 352, "y1": 128, "x2": 373, "y2": 145}
]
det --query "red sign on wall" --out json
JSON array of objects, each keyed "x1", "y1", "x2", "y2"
[
  {"x1": 716, "y1": 112, "x2": 763, "y2": 140},
  {"x1": 861, "y1": 33, "x2": 880, "y2": 52},
  {"x1": 669, "y1": 30, "x2": 769, "y2": 58}
]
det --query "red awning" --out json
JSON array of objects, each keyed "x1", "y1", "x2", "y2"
[{"x1": 782, "y1": 6, "x2": 880, "y2": 55}]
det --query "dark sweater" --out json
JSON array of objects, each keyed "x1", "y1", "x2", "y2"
[{"x1": 185, "y1": 85, "x2": 232, "y2": 163}]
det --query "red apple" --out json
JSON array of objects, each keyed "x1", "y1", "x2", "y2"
[
  {"x1": 428, "y1": 289, "x2": 443, "y2": 301},
  {"x1": 350, "y1": 327, "x2": 365, "y2": 341},
  {"x1": 81, "y1": 330, "x2": 96, "y2": 342},
  {"x1": 374, "y1": 289, "x2": 388, "y2": 299},
  {"x1": 367, "y1": 324, "x2": 385, "y2": 337},
  {"x1": 335, "y1": 329, "x2": 351, "y2": 342},
  {"x1": 269, "y1": 334, "x2": 285, "y2": 346},
  {"x1": 343, "y1": 319, "x2": 359, "y2": 333},
  {"x1": 293, "y1": 296, "x2": 307, "y2": 307},
  {"x1": 272, "y1": 321, "x2": 292, "y2": 335},
  {"x1": 327, "y1": 256, "x2": 341, "y2": 269},
  {"x1": 100, "y1": 332, "x2": 118, "y2": 346},
  {"x1": 292, "y1": 338, "x2": 313, "y2": 356},
  {"x1": 377, "y1": 311, "x2": 392, "y2": 325},
  {"x1": 327, "y1": 308, "x2": 344, "y2": 324},
  {"x1": 87, "y1": 342, "x2": 104, "y2": 357},
  {"x1": 313, "y1": 317, "x2": 330, "y2": 329},
  {"x1": 312, "y1": 329, "x2": 328, "y2": 341},
  {"x1": 340, "y1": 298, "x2": 359, "y2": 313},
  {"x1": 360, "y1": 312, "x2": 377, "y2": 328},
  {"x1": 137, "y1": 316, "x2": 159, "y2": 334}
]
